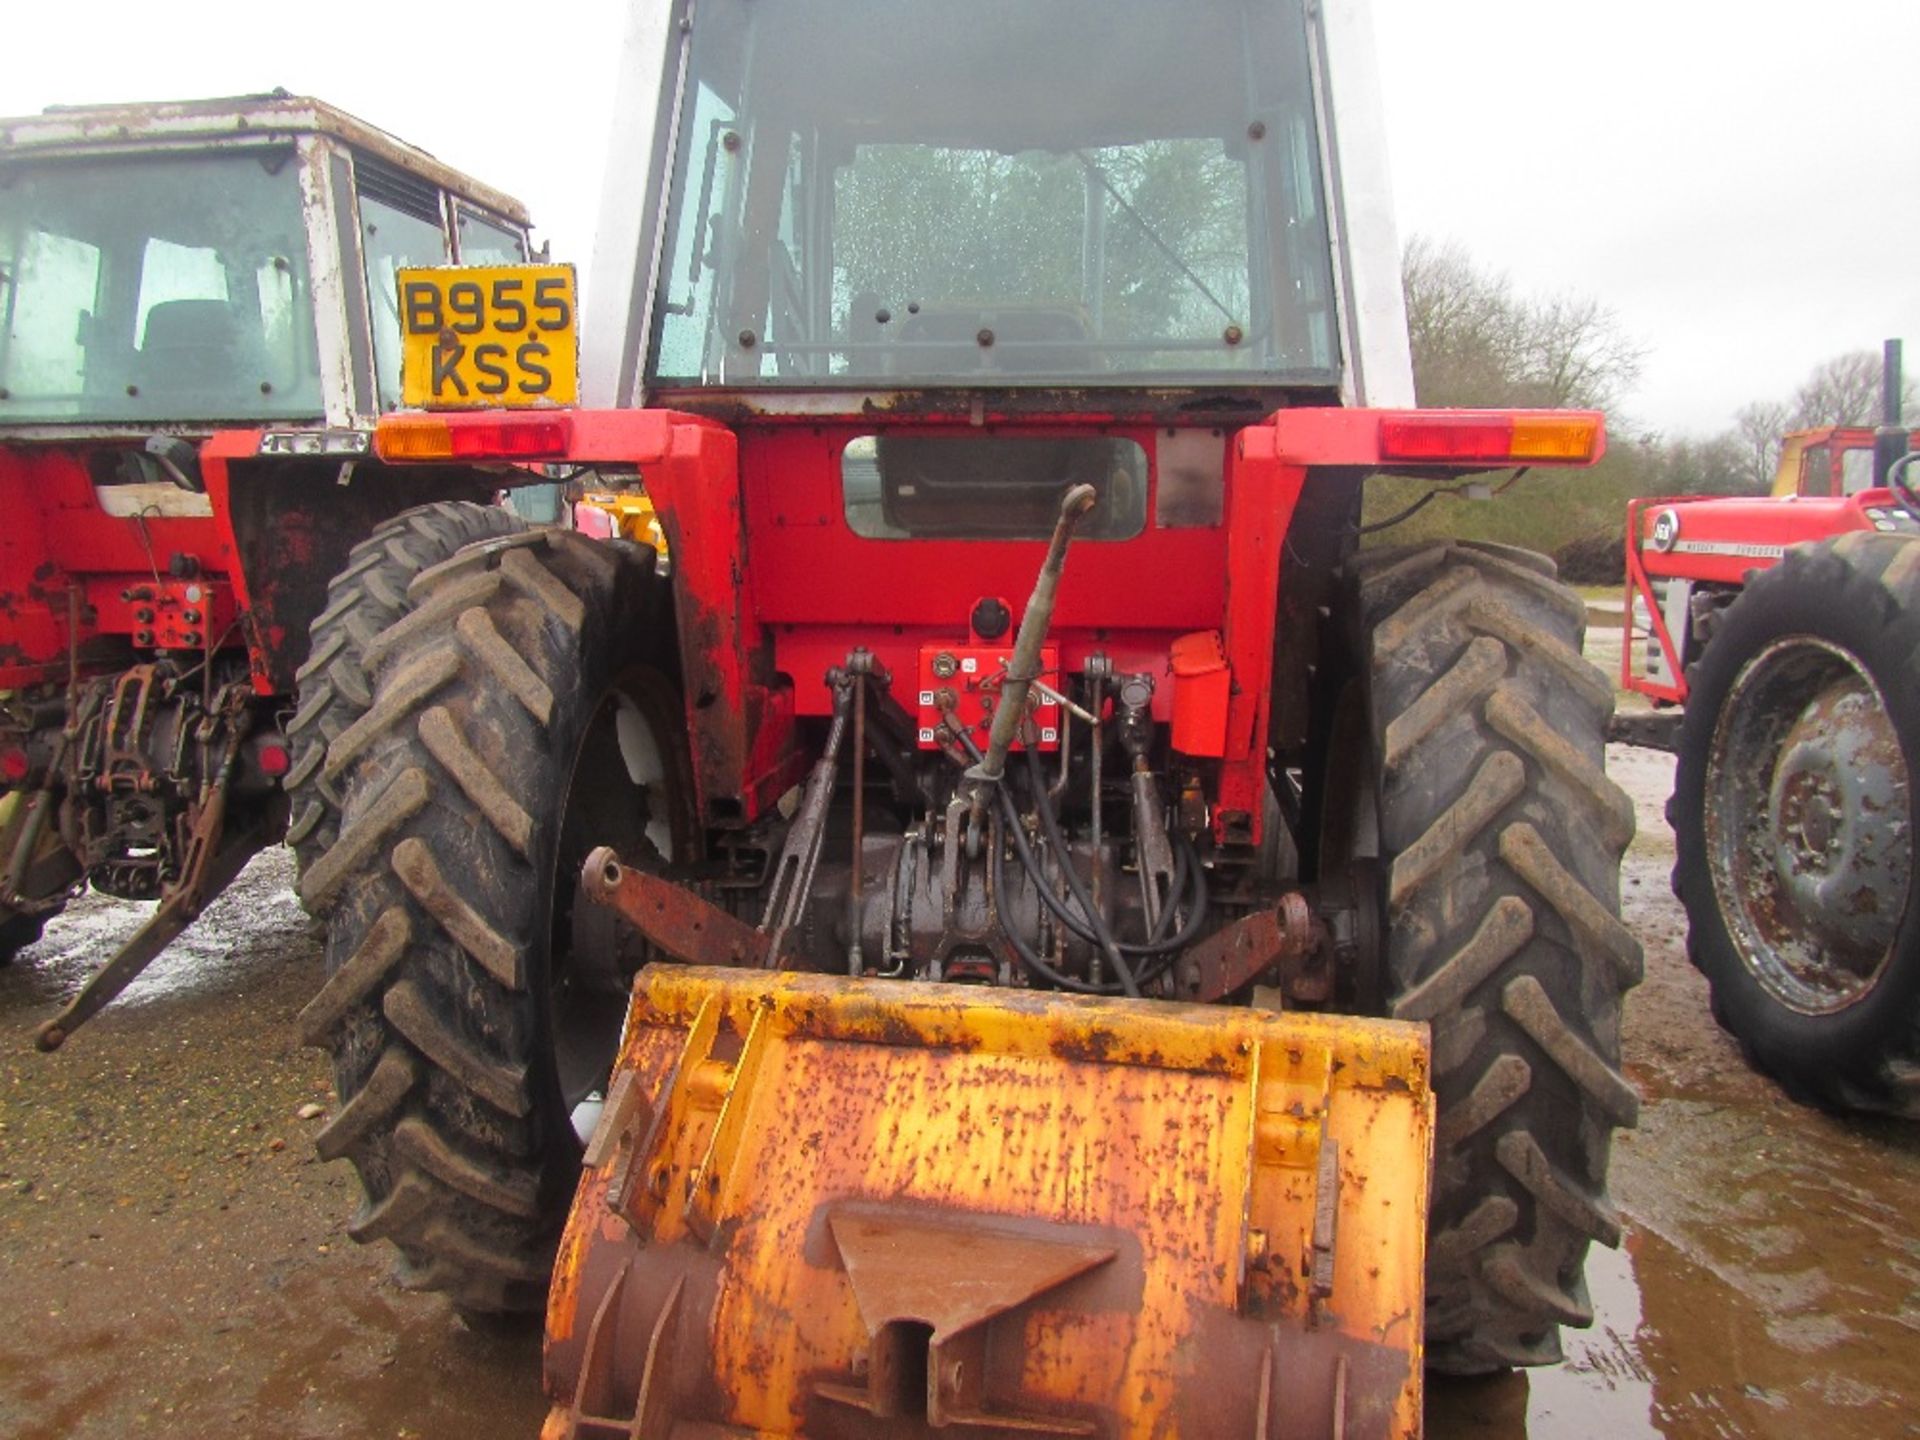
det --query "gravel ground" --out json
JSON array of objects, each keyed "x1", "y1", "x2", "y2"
[{"x1": 2, "y1": 745, "x2": 1916, "y2": 1438}]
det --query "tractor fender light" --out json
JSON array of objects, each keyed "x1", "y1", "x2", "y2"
[
  {"x1": 1379, "y1": 412, "x2": 1602, "y2": 466},
  {"x1": 375, "y1": 416, "x2": 453, "y2": 460},
  {"x1": 375, "y1": 414, "x2": 573, "y2": 463},
  {"x1": 1511, "y1": 416, "x2": 1603, "y2": 462},
  {"x1": 0, "y1": 746, "x2": 29, "y2": 784},
  {"x1": 259, "y1": 429, "x2": 371, "y2": 457}
]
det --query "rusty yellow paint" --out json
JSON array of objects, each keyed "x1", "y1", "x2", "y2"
[{"x1": 546, "y1": 967, "x2": 1434, "y2": 1440}]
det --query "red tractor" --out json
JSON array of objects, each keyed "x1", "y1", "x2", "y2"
[
  {"x1": 287, "y1": 2, "x2": 1642, "y2": 1432},
  {"x1": 1624, "y1": 343, "x2": 1920, "y2": 1115},
  {"x1": 0, "y1": 94, "x2": 545, "y2": 1038}
]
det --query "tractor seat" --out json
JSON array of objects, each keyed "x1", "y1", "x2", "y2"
[{"x1": 139, "y1": 299, "x2": 249, "y2": 394}]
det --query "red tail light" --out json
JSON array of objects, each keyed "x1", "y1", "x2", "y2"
[
  {"x1": 376, "y1": 413, "x2": 573, "y2": 462},
  {"x1": 1379, "y1": 413, "x2": 1603, "y2": 466}
]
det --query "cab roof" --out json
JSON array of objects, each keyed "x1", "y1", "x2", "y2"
[{"x1": 0, "y1": 91, "x2": 529, "y2": 225}]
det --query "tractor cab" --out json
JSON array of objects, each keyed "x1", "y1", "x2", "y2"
[
  {"x1": 592, "y1": 0, "x2": 1411, "y2": 414},
  {"x1": 0, "y1": 92, "x2": 529, "y2": 439},
  {"x1": 1771, "y1": 426, "x2": 1919, "y2": 499},
  {"x1": 1773, "y1": 427, "x2": 1875, "y2": 499}
]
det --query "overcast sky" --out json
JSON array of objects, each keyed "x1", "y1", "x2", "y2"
[{"x1": 6, "y1": 0, "x2": 1916, "y2": 436}]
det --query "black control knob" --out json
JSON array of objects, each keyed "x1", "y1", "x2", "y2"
[{"x1": 971, "y1": 596, "x2": 1012, "y2": 641}]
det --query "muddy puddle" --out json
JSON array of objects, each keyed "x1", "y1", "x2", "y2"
[{"x1": 2, "y1": 752, "x2": 1916, "y2": 1437}]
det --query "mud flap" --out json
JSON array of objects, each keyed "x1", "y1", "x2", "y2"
[{"x1": 543, "y1": 967, "x2": 1433, "y2": 1440}]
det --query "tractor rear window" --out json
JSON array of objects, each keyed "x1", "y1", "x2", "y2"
[
  {"x1": 649, "y1": 0, "x2": 1340, "y2": 393},
  {"x1": 0, "y1": 150, "x2": 322, "y2": 424},
  {"x1": 842, "y1": 434, "x2": 1147, "y2": 541}
]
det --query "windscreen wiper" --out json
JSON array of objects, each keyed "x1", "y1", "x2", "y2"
[{"x1": 1075, "y1": 151, "x2": 1238, "y2": 328}]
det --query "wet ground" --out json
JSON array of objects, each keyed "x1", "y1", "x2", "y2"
[{"x1": 2, "y1": 748, "x2": 1917, "y2": 1436}]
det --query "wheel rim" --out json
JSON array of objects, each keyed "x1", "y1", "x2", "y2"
[
  {"x1": 548, "y1": 670, "x2": 693, "y2": 1125},
  {"x1": 1705, "y1": 636, "x2": 1912, "y2": 1015}
]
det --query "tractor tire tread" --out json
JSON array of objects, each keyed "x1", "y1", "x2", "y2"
[
  {"x1": 306, "y1": 531, "x2": 663, "y2": 1314},
  {"x1": 287, "y1": 502, "x2": 526, "y2": 901},
  {"x1": 1359, "y1": 541, "x2": 1639, "y2": 1376}
]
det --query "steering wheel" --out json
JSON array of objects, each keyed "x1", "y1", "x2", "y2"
[{"x1": 1889, "y1": 452, "x2": 1920, "y2": 523}]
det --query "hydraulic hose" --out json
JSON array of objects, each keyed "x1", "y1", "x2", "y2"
[
  {"x1": 950, "y1": 723, "x2": 1211, "y2": 994},
  {"x1": 990, "y1": 818, "x2": 1127, "y2": 995},
  {"x1": 1017, "y1": 741, "x2": 1210, "y2": 958},
  {"x1": 953, "y1": 725, "x2": 1136, "y2": 994},
  {"x1": 991, "y1": 810, "x2": 1205, "y2": 995}
]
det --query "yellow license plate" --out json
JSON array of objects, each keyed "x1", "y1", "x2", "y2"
[{"x1": 397, "y1": 264, "x2": 578, "y2": 409}]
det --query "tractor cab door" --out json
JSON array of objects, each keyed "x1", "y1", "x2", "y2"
[{"x1": 1798, "y1": 439, "x2": 1835, "y2": 497}]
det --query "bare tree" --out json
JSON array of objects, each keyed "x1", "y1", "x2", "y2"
[
  {"x1": 1402, "y1": 236, "x2": 1645, "y2": 413},
  {"x1": 1788, "y1": 350, "x2": 1917, "y2": 429},
  {"x1": 1732, "y1": 400, "x2": 1791, "y2": 489}
]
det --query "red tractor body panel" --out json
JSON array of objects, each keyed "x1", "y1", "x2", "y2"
[
  {"x1": 378, "y1": 405, "x2": 1603, "y2": 848},
  {"x1": 0, "y1": 437, "x2": 257, "y2": 691}
]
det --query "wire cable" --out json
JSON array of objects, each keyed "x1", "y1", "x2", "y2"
[{"x1": 1357, "y1": 466, "x2": 1532, "y2": 536}]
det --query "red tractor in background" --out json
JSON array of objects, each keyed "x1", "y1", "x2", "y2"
[
  {"x1": 0, "y1": 94, "x2": 547, "y2": 1040},
  {"x1": 1623, "y1": 341, "x2": 1920, "y2": 1115}
]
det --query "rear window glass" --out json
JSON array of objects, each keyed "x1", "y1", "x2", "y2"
[{"x1": 843, "y1": 435, "x2": 1147, "y2": 541}]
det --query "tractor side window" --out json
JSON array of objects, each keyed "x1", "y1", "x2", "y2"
[
  {"x1": 360, "y1": 192, "x2": 450, "y2": 409},
  {"x1": 0, "y1": 228, "x2": 101, "y2": 402},
  {"x1": 1841, "y1": 448, "x2": 1876, "y2": 496},
  {"x1": 455, "y1": 208, "x2": 526, "y2": 265},
  {"x1": 1798, "y1": 444, "x2": 1831, "y2": 497},
  {"x1": 842, "y1": 434, "x2": 1148, "y2": 541},
  {"x1": 655, "y1": 82, "x2": 741, "y2": 380}
]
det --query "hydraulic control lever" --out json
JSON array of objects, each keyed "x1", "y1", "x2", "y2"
[{"x1": 963, "y1": 484, "x2": 1097, "y2": 833}]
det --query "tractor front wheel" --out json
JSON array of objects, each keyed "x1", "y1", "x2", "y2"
[
  {"x1": 1674, "y1": 534, "x2": 1920, "y2": 1116},
  {"x1": 298, "y1": 530, "x2": 692, "y2": 1313},
  {"x1": 1339, "y1": 541, "x2": 1642, "y2": 1375}
]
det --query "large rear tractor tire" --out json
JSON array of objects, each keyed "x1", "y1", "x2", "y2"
[
  {"x1": 285, "y1": 501, "x2": 529, "y2": 898},
  {"x1": 1673, "y1": 534, "x2": 1920, "y2": 1116},
  {"x1": 1340, "y1": 542, "x2": 1642, "y2": 1374},
  {"x1": 296, "y1": 530, "x2": 693, "y2": 1313}
]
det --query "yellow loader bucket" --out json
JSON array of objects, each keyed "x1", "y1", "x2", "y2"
[{"x1": 543, "y1": 967, "x2": 1433, "y2": 1440}]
